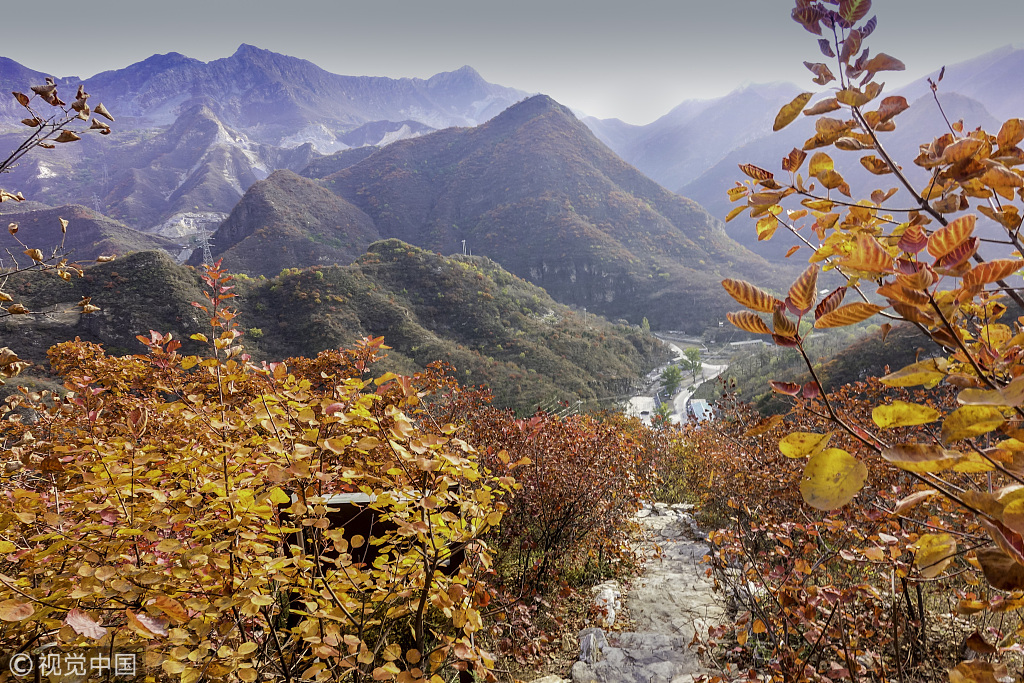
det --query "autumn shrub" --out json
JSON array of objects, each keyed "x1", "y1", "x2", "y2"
[
  {"x1": 681, "y1": 380, "x2": 1013, "y2": 681},
  {"x1": 0, "y1": 262, "x2": 516, "y2": 683},
  {"x1": 477, "y1": 409, "x2": 664, "y2": 593},
  {"x1": 702, "y1": 0, "x2": 1024, "y2": 680}
]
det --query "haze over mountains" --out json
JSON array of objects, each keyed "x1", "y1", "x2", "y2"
[
  {"x1": 0, "y1": 42, "x2": 1020, "y2": 353},
  {"x1": 585, "y1": 46, "x2": 1024, "y2": 256}
]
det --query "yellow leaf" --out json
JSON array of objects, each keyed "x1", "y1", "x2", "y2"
[
  {"x1": 354, "y1": 436, "x2": 380, "y2": 451},
  {"x1": 941, "y1": 406, "x2": 1005, "y2": 444},
  {"x1": 881, "y1": 444, "x2": 961, "y2": 473},
  {"x1": 913, "y1": 533, "x2": 956, "y2": 578},
  {"x1": 880, "y1": 358, "x2": 947, "y2": 388},
  {"x1": 774, "y1": 92, "x2": 813, "y2": 131},
  {"x1": 836, "y1": 87, "x2": 870, "y2": 107},
  {"x1": 871, "y1": 400, "x2": 940, "y2": 428},
  {"x1": 1001, "y1": 498, "x2": 1024, "y2": 537},
  {"x1": 800, "y1": 449, "x2": 867, "y2": 511},
  {"x1": 808, "y1": 152, "x2": 834, "y2": 176},
  {"x1": 724, "y1": 205, "x2": 746, "y2": 222},
  {"x1": 268, "y1": 487, "x2": 291, "y2": 505},
  {"x1": 958, "y1": 375, "x2": 1024, "y2": 407},
  {"x1": 951, "y1": 451, "x2": 997, "y2": 473},
  {"x1": 955, "y1": 599, "x2": 988, "y2": 615},
  {"x1": 779, "y1": 432, "x2": 832, "y2": 459},
  {"x1": 837, "y1": 234, "x2": 893, "y2": 273},
  {"x1": 324, "y1": 437, "x2": 352, "y2": 453}
]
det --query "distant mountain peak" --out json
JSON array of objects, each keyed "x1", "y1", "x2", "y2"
[
  {"x1": 483, "y1": 94, "x2": 575, "y2": 130},
  {"x1": 233, "y1": 43, "x2": 265, "y2": 56}
]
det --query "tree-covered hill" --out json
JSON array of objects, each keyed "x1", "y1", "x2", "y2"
[{"x1": 6, "y1": 243, "x2": 668, "y2": 413}]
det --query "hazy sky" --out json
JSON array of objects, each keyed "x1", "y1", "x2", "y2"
[{"x1": 5, "y1": 0, "x2": 1022, "y2": 125}]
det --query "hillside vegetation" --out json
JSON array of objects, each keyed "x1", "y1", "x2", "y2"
[{"x1": 7, "y1": 244, "x2": 667, "y2": 413}]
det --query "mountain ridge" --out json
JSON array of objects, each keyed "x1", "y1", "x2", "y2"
[{"x1": 240, "y1": 94, "x2": 790, "y2": 331}]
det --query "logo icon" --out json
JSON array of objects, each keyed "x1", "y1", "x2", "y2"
[{"x1": 9, "y1": 653, "x2": 33, "y2": 677}]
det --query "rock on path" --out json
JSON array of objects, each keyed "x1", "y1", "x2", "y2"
[{"x1": 566, "y1": 503, "x2": 725, "y2": 683}]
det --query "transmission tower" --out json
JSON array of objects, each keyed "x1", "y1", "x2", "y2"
[{"x1": 197, "y1": 226, "x2": 214, "y2": 265}]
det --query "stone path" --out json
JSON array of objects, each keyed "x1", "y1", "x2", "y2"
[{"x1": 539, "y1": 502, "x2": 725, "y2": 683}]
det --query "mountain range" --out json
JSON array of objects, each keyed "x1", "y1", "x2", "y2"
[
  {"x1": 192, "y1": 95, "x2": 785, "y2": 331},
  {"x1": 0, "y1": 42, "x2": 1019, "y2": 342},
  {"x1": 0, "y1": 46, "x2": 529, "y2": 235},
  {"x1": 585, "y1": 46, "x2": 1024, "y2": 256}
]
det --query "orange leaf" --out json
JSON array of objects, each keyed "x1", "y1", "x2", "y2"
[
  {"x1": 785, "y1": 245, "x2": 800, "y2": 258},
  {"x1": 803, "y1": 98, "x2": 840, "y2": 116},
  {"x1": 875, "y1": 95, "x2": 909, "y2": 123},
  {"x1": 782, "y1": 148, "x2": 808, "y2": 173},
  {"x1": 814, "y1": 302, "x2": 886, "y2": 328},
  {"x1": 803, "y1": 61, "x2": 835, "y2": 85},
  {"x1": 0, "y1": 600, "x2": 33, "y2": 622},
  {"x1": 936, "y1": 236, "x2": 978, "y2": 269},
  {"x1": 941, "y1": 137, "x2": 985, "y2": 165},
  {"x1": 893, "y1": 489, "x2": 938, "y2": 515},
  {"x1": 838, "y1": 234, "x2": 893, "y2": 273},
  {"x1": 963, "y1": 259, "x2": 1023, "y2": 288},
  {"x1": 814, "y1": 286, "x2": 847, "y2": 321},
  {"x1": 787, "y1": 265, "x2": 818, "y2": 314},
  {"x1": 738, "y1": 164, "x2": 773, "y2": 182},
  {"x1": 861, "y1": 53, "x2": 906, "y2": 75},
  {"x1": 997, "y1": 118, "x2": 1024, "y2": 150},
  {"x1": 726, "y1": 311, "x2": 772, "y2": 335},
  {"x1": 839, "y1": 0, "x2": 872, "y2": 24},
  {"x1": 860, "y1": 155, "x2": 892, "y2": 175},
  {"x1": 721, "y1": 279, "x2": 781, "y2": 313},
  {"x1": 773, "y1": 307, "x2": 797, "y2": 337},
  {"x1": 897, "y1": 224, "x2": 928, "y2": 254}
]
